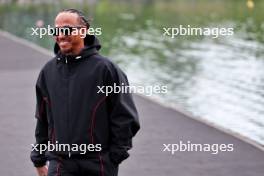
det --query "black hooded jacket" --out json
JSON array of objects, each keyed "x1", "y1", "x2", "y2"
[{"x1": 30, "y1": 35, "x2": 140, "y2": 167}]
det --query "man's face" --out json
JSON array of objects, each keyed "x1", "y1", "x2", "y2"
[{"x1": 54, "y1": 12, "x2": 85, "y2": 55}]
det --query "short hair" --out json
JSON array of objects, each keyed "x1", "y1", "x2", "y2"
[{"x1": 59, "y1": 8, "x2": 90, "y2": 28}]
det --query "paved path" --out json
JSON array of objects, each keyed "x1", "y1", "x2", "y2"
[{"x1": 0, "y1": 32, "x2": 264, "y2": 176}]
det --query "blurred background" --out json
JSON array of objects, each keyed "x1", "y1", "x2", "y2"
[{"x1": 0, "y1": 0, "x2": 263, "y2": 147}]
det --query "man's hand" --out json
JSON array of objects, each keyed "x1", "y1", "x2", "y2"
[{"x1": 36, "y1": 165, "x2": 48, "y2": 176}]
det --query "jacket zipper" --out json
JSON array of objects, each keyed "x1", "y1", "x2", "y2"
[{"x1": 65, "y1": 56, "x2": 71, "y2": 158}]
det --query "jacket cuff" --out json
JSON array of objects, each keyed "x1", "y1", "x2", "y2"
[
  {"x1": 30, "y1": 150, "x2": 47, "y2": 168},
  {"x1": 33, "y1": 160, "x2": 47, "y2": 168},
  {"x1": 109, "y1": 148, "x2": 130, "y2": 165}
]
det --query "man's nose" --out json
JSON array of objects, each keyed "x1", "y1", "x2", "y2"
[{"x1": 56, "y1": 33, "x2": 67, "y2": 41}]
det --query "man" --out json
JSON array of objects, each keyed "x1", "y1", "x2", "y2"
[{"x1": 30, "y1": 9, "x2": 140, "y2": 176}]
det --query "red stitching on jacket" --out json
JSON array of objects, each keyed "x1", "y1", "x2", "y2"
[
  {"x1": 89, "y1": 96, "x2": 107, "y2": 144},
  {"x1": 37, "y1": 97, "x2": 50, "y2": 119},
  {"x1": 51, "y1": 128, "x2": 55, "y2": 144},
  {"x1": 98, "y1": 153, "x2": 105, "y2": 176},
  {"x1": 89, "y1": 96, "x2": 107, "y2": 176},
  {"x1": 56, "y1": 161, "x2": 61, "y2": 176},
  {"x1": 38, "y1": 98, "x2": 45, "y2": 119},
  {"x1": 43, "y1": 97, "x2": 51, "y2": 107}
]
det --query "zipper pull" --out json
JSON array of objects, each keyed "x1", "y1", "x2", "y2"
[
  {"x1": 65, "y1": 57, "x2": 68, "y2": 64},
  {"x1": 68, "y1": 151, "x2": 71, "y2": 158}
]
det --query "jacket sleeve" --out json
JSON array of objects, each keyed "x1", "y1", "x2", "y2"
[
  {"x1": 30, "y1": 71, "x2": 49, "y2": 167},
  {"x1": 105, "y1": 63, "x2": 140, "y2": 165}
]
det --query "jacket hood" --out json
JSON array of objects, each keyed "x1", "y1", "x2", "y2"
[{"x1": 54, "y1": 35, "x2": 101, "y2": 63}]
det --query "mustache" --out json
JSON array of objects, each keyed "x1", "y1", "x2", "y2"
[{"x1": 58, "y1": 40, "x2": 70, "y2": 43}]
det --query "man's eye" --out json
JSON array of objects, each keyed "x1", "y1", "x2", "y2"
[
  {"x1": 59, "y1": 27, "x2": 72, "y2": 35},
  {"x1": 52, "y1": 26, "x2": 75, "y2": 36}
]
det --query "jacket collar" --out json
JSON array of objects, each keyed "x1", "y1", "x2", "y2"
[{"x1": 54, "y1": 35, "x2": 101, "y2": 64}]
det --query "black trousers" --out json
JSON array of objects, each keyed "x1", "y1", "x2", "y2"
[{"x1": 48, "y1": 152, "x2": 118, "y2": 176}]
